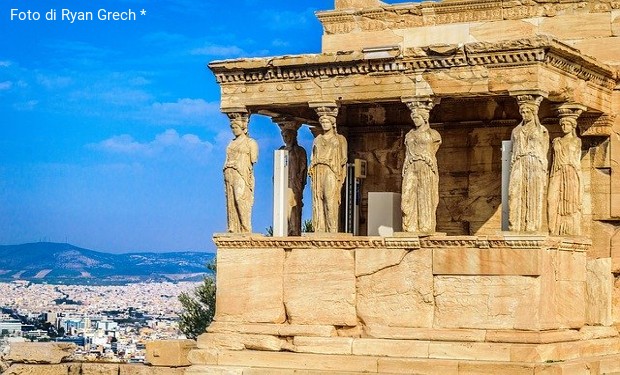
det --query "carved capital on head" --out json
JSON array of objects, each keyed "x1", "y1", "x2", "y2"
[
  {"x1": 402, "y1": 96, "x2": 439, "y2": 121},
  {"x1": 309, "y1": 101, "x2": 339, "y2": 121},
  {"x1": 557, "y1": 103, "x2": 587, "y2": 121},
  {"x1": 273, "y1": 116, "x2": 302, "y2": 132},
  {"x1": 510, "y1": 90, "x2": 547, "y2": 114},
  {"x1": 223, "y1": 107, "x2": 249, "y2": 123}
]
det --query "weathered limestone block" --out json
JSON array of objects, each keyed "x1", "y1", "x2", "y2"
[
  {"x1": 434, "y1": 275, "x2": 539, "y2": 330},
  {"x1": 591, "y1": 168, "x2": 612, "y2": 222},
  {"x1": 365, "y1": 326, "x2": 485, "y2": 342},
  {"x1": 292, "y1": 336, "x2": 353, "y2": 355},
  {"x1": 470, "y1": 20, "x2": 537, "y2": 42},
  {"x1": 3, "y1": 364, "x2": 79, "y2": 375},
  {"x1": 613, "y1": 276, "x2": 620, "y2": 325},
  {"x1": 185, "y1": 366, "x2": 244, "y2": 375},
  {"x1": 591, "y1": 221, "x2": 614, "y2": 260},
  {"x1": 539, "y1": 13, "x2": 613, "y2": 40},
  {"x1": 586, "y1": 258, "x2": 613, "y2": 326},
  {"x1": 187, "y1": 348, "x2": 218, "y2": 366},
  {"x1": 355, "y1": 248, "x2": 406, "y2": 276},
  {"x1": 284, "y1": 248, "x2": 356, "y2": 326},
  {"x1": 400, "y1": 24, "x2": 472, "y2": 49},
  {"x1": 433, "y1": 247, "x2": 540, "y2": 276},
  {"x1": 555, "y1": 250, "x2": 587, "y2": 282},
  {"x1": 145, "y1": 340, "x2": 195, "y2": 367},
  {"x1": 216, "y1": 247, "x2": 285, "y2": 323},
  {"x1": 613, "y1": 13, "x2": 620, "y2": 37},
  {"x1": 208, "y1": 321, "x2": 336, "y2": 337},
  {"x1": 574, "y1": 37, "x2": 620, "y2": 66},
  {"x1": 377, "y1": 358, "x2": 459, "y2": 375},
  {"x1": 81, "y1": 363, "x2": 120, "y2": 375},
  {"x1": 335, "y1": 0, "x2": 383, "y2": 10},
  {"x1": 216, "y1": 351, "x2": 379, "y2": 373},
  {"x1": 428, "y1": 341, "x2": 512, "y2": 361},
  {"x1": 423, "y1": 66, "x2": 490, "y2": 97},
  {"x1": 579, "y1": 326, "x2": 619, "y2": 340},
  {"x1": 120, "y1": 365, "x2": 186, "y2": 375},
  {"x1": 197, "y1": 332, "x2": 288, "y2": 352},
  {"x1": 550, "y1": 281, "x2": 586, "y2": 329},
  {"x1": 6, "y1": 343, "x2": 76, "y2": 364},
  {"x1": 612, "y1": 226, "x2": 620, "y2": 272},
  {"x1": 536, "y1": 248, "x2": 586, "y2": 330},
  {"x1": 352, "y1": 338, "x2": 429, "y2": 358},
  {"x1": 323, "y1": 30, "x2": 403, "y2": 54},
  {"x1": 357, "y1": 249, "x2": 434, "y2": 328}
]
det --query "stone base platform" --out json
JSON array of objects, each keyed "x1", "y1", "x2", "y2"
[
  {"x1": 187, "y1": 350, "x2": 620, "y2": 374},
  {"x1": 187, "y1": 234, "x2": 620, "y2": 374}
]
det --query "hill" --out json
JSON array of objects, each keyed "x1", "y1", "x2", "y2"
[{"x1": 0, "y1": 242, "x2": 214, "y2": 285}]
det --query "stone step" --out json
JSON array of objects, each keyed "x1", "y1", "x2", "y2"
[{"x1": 186, "y1": 350, "x2": 620, "y2": 374}]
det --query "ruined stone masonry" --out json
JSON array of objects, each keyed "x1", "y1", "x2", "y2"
[{"x1": 196, "y1": 0, "x2": 620, "y2": 373}]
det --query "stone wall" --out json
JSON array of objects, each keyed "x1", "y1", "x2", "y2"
[
  {"x1": 318, "y1": 0, "x2": 620, "y2": 66},
  {"x1": 2, "y1": 341, "x2": 194, "y2": 375},
  {"x1": 187, "y1": 234, "x2": 620, "y2": 374}
]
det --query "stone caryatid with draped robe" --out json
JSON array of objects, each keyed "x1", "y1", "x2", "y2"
[
  {"x1": 548, "y1": 105, "x2": 585, "y2": 236},
  {"x1": 276, "y1": 119, "x2": 308, "y2": 236},
  {"x1": 508, "y1": 93, "x2": 549, "y2": 233},
  {"x1": 223, "y1": 111, "x2": 258, "y2": 233},
  {"x1": 308, "y1": 104, "x2": 347, "y2": 233},
  {"x1": 401, "y1": 97, "x2": 441, "y2": 233}
]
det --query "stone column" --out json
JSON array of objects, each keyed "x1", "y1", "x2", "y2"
[
  {"x1": 273, "y1": 116, "x2": 308, "y2": 236},
  {"x1": 222, "y1": 108, "x2": 258, "y2": 234},
  {"x1": 308, "y1": 101, "x2": 347, "y2": 233},
  {"x1": 508, "y1": 91, "x2": 548, "y2": 233},
  {"x1": 548, "y1": 103, "x2": 587, "y2": 236},
  {"x1": 400, "y1": 96, "x2": 442, "y2": 233}
]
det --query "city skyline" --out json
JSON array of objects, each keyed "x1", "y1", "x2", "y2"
[{"x1": 0, "y1": 0, "x2": 341, "y2": 253}]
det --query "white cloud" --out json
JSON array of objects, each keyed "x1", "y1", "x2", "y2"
[
  {"x1": 190, "y1": 44, "x2": 245, "y2": 57},
  {"x1": 37, "y1": 75, "x2": 73, "y2": 90},
  {"x1": 0, "y1": 61, "x2": 11, "y2": 68},
  {"x1": 94, "y1": 129, "x2": 214, "y2": 159},
  {"x1": 13, "y1": 100, "x2": 38, "y2": 111},
  {"x1": 145, "y1": 98, "x2": 222, "y2": 126},
  {"x1": 260, "y1": 9, "x2": 310, "y2": 30},
  {"x1": 0, "y1": 81, "x2": 12, "y2": 90},
  {"x1": 271, "y1": 39, "x2": 290, "y2": 48}
]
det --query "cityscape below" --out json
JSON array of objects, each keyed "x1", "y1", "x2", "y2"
[{"x1": 0, "y1": 242, "x2": 212, "y2": 363}]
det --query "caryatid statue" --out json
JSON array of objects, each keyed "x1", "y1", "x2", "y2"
[
  {"x1": 308, "y1": 103, "x2": 347, "y2": 233},
  {"x1": 223, "y1": 111, "x2": 258, "y2": 233},
  {"x1": 508, "y1": 92, "x2": 549, "y2": 233},
  {"x1": 548, "y1": 104, "x2": 586, "y2": 236},
  {"x1": 275, "y1": 117, "x2": 308, "y2": 236},
  {"x1": 401, "y1": 96, "x2": 442, "y2": 233}
]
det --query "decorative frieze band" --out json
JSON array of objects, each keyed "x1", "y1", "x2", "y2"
[
  {"x1": 213, "y1": 234, "x2": 590, "y2": 251},
  {"x1": 317, "y1": 0, "x2": 620, "y2": 33},
  {"x1": 209, "y1": 38, "x2": 615, "y2": 90}
]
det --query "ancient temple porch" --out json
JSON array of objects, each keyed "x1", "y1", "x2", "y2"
[
  {"x1": 209, "y1": 35, "x2": 617, "y2": 240},
  {"x1": 192, "y1": 0, "x2": 620, "y2": 373}
]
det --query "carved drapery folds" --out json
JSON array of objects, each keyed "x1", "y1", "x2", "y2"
[
  {"x1": 223, "y1": 109, "x2": 258, "y2": 233},
  {"x1": 308, "y1": 102, "x2": 347, "y2": 233},
  {"x1": 401, "y1": 96, "x2": 442, "y2": 233},
  {"x1": 508, "y1": 91, "x2": 549, "y2": 233},
  {"x1": 548, "y1": 103, "x2": 586, "y2": 236},
  {"x1": 274, "y1": 117, "x2": 308, "y2": 236}
]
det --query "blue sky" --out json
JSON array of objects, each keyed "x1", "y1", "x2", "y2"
[{"x1": 0, "y1": 0, "x2": 339, "y2": 252}]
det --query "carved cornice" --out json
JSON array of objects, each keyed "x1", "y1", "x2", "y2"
[
  {"x1": 209, "y1": 38, "x2": 616, "y2": 91},
  {"x1": 212, "y1": 234, "x2": 590, "y2": 251},
  {"x1": 316, "y1": 0, "x2": 620, "y2": 33}
]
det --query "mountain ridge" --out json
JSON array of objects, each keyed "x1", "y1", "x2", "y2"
[{"x1": 0, "y1": 242, "x2": 214, "y2": 285}]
